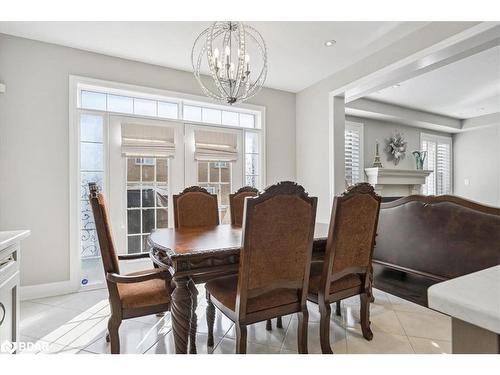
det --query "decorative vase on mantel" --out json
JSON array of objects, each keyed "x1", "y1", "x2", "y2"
[
  {"x1": 412, "y1": 151, "x2": 427, "y2": 170},
  {"x1": 372, "y1": 140, "x2": 383, "y2": 168}
]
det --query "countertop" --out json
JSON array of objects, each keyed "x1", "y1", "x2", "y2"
[
  {"x1": 0, "y1": 230, "x2": 30, "y2": 250},
  {"x1": 428, "y1": 265, "x2": 500, "y2": 334}
]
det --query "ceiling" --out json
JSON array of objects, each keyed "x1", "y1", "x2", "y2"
[
  {"x1": 367, "y1": 45, "x2": 500, "y2": 119},
  {"x1": 0, "y1": 21, "x2": 427, "y2": 92}
]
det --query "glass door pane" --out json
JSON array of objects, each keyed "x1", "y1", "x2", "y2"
[{"x1": 79, "y1": 112, "x2": 105, "y2": 289}]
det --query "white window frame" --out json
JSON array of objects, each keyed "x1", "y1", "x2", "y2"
[
  {"x1": 69, "y1": 75, "x2": 266, "y2": 293},
  {"x1": 420, "y1": 132, "x2": 453, "y2": 195},
  {"x1": 345, "y1": 121, "x2": 364, "y2": 186}
]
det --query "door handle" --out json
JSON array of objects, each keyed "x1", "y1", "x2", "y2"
[{"x1": 0, "y1": 302, "x2": 5, "y2": 326}]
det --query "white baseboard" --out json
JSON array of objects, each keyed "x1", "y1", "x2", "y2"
[
  {"x1": 20, "y1": 259, "x2": 150, "y2": 301},
  {"x1": 20, "y1": 279, "x2": 77, "y2": 301}
]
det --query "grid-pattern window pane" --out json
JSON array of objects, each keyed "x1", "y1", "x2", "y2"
[
  {"x1": 79, "y1": 89, "x2": 261, "y2": 129},
  {"x1": 202, "y1": 107, "x2": 222, "y2": 124},
  {"x1": 134, "y1": 98, "x2": 156, "y2": 116},
  {"x1": 183, "y1": 105, "x2": 202, "y2": 122},
  {"x1": 345, "y1": 122, "x2": 363, "y2": 186},
  {"x1": 108, "y1": 94, "x2": 133, "y2": 114},
  {"x1": 240, "y1": 113, "x2": 255, "y2": 128},
  {"x1": 79, "y1": 90, "x2": 179, "y2": 120},
  {"x1": 126, "y1": 157, "x2": 169, "y2": 254},
  {"x1": 421, "y1": 134, "x2": 452, "y2": 195},
  {"x1": 222, "y1": 111, "x2": 239, "y2": 126},
  {"x1": 197, "y1": 161, "x2": 232, "y2": 224},
  {"x1": 81, "y1": 91, "x2": 106, "y2": 111},
  {"x1": 158, "y1": 101, "x2": 178, "y2": 119}
]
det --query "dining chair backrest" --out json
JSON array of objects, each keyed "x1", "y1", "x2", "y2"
[
  {"x1": 229, "y1": 186, "x2": 259, "y2": 226},
  {"x1": 236, "y1": 181, "x2": 317, "y2": 317},
  {"x1": 88, "y1": 182, "x2": 120, "y2": 275},
  {"x1": 173, "y1": 186, "x2": 219, "y2": 228},
  {"x1": 322, "y1": 182, "x2": 381, "y2": 292}
]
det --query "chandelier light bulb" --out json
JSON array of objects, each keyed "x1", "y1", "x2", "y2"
[{"x1": 191, "y1": 21, "x2": 268, "y2": 104}]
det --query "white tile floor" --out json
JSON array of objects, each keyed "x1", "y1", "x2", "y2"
[{"x1": 19, "y1": 285, "x2": 452, "y2": 354}]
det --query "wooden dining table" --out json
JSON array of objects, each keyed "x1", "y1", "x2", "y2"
[{"x1": 148, "y1": 222, "x2": 330, "y2": 354}]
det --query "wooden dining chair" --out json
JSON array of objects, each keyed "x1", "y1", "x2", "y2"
[
  {"x1": 88, "y1": 182, "x2": 173, "y2": 354},
  {"x1": 173, "y1": 186, "x2": 219, "y2": 228},
  {"x1": 308, "y1": 182, "x2": 381, "y2": 354},
  {"x1": 229, "y1": 186, "x2": 259, "y2": 226},
  {"x1": 228, "y1": 186, "x2": 281, "y2": 331},
  {"x1": 205, "y1": 181, "x2": 317, "y2": 353},
  {"x1": 228, "y1": 186, "x2": 285, "y2": 331}
]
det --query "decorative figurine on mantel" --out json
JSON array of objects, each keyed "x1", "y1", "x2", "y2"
[
  {"x1": 385, "y1": 130, "x2": 407, "y2": 165},
  {"x1": 372, "y1": 140, "x2": 384, "y2": 168},
  {"x1": 412, "y1": 150, "x2": 427, "y2": 170}
]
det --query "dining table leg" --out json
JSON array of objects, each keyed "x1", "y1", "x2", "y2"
[
  {"x1": 171, "y1": 276, "x2": 194, "y2": 354},
  {"x1": 188, "y1": 279, "x2": 199, "y2": 354}
]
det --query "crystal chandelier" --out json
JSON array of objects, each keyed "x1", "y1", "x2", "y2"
[{"x1": 191, "y1": 21, "x2": 268, "y2": 105}]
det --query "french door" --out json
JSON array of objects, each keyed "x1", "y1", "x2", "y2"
[{"x1": 108, "y1": 115, "x2": 184, "y2": 256}]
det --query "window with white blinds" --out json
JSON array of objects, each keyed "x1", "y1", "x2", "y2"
[
  {"x1": 421, "y1": 133, "x2": 452, "y2": 195},
  {"x1": 345, "y1": 122, "x2": 364, "y2": 186}
]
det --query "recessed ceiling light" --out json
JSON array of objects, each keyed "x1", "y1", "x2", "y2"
[
  {"x1": 392, "y1": 84, "x2": 401, "y2": 88},
  {"x1": 324, "y1": 40, "x2": 336, "y2": 47}
]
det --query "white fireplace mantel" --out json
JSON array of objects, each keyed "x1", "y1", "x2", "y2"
[{"x1": 364, "y1": 168, "x2": 432, "y2": 196}]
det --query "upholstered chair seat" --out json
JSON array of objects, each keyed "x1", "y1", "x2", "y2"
[
  {"x1": 307, "y1": 262, "x2": 362, "y2": 295},
  {"x1": 206, "y1": 275, "x2": 300, "y2": 316},
  {"x1": 117, "y1": 269, "x2": 171, "y2": 309}
]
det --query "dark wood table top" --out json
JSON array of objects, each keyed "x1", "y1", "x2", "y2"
[{"x1": 149, "y1": 222, "x2": 330, "y2": 261}]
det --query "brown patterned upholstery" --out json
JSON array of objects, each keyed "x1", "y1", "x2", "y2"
[
  {"x1": 308, "y1": 262, "x2": 362, "y2": 295},
  {"x1": 309, "y1": 183, "x2": 381, "y2": 297},
  {"x1": 229, "y1": 186, "x2": 259, "y2": 226},
  {"x1": 117, "y1": 269, "x2": 171, "y2": 309},
  {"x1": 206, "y1": 275, "x2": 299, "y2": 313},
  {"x1": 329, "y1": 193, "x2": 381, "y2": 275},
  {"x1": 173, "y1": 186, "x2": 219, "y2": 228},
  {"x1": 245, "y1": 195, "x2": 314, "y2": 292},
  {"x1": 205, "y1": 181, "x2": 317, "y2": 353}
]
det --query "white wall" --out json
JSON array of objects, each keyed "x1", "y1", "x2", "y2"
[
  {"x1": 0, "y1": 33, "x2": 296, "y2": 287},
  {"x1": 347, "y1": 116, "x2": 452, "y2": 170},
  {"x1": 453, "y1": 125, "x2": 500, "y2": 207},
  {"x1": 296, "y1": 22, "x2": 480, "y2": 223}
]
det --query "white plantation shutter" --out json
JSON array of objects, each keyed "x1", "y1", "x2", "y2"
[
  {"x1": 421, "y1": 133, "x2": 452, "y2": 195},
  {"x1": 345, "y1": 122, "x2": 364, "y2": 186}
]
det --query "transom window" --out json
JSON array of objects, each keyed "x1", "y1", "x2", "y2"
[{"x1": 79, "y1": 87, "x2": 260, "y2": 129}]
